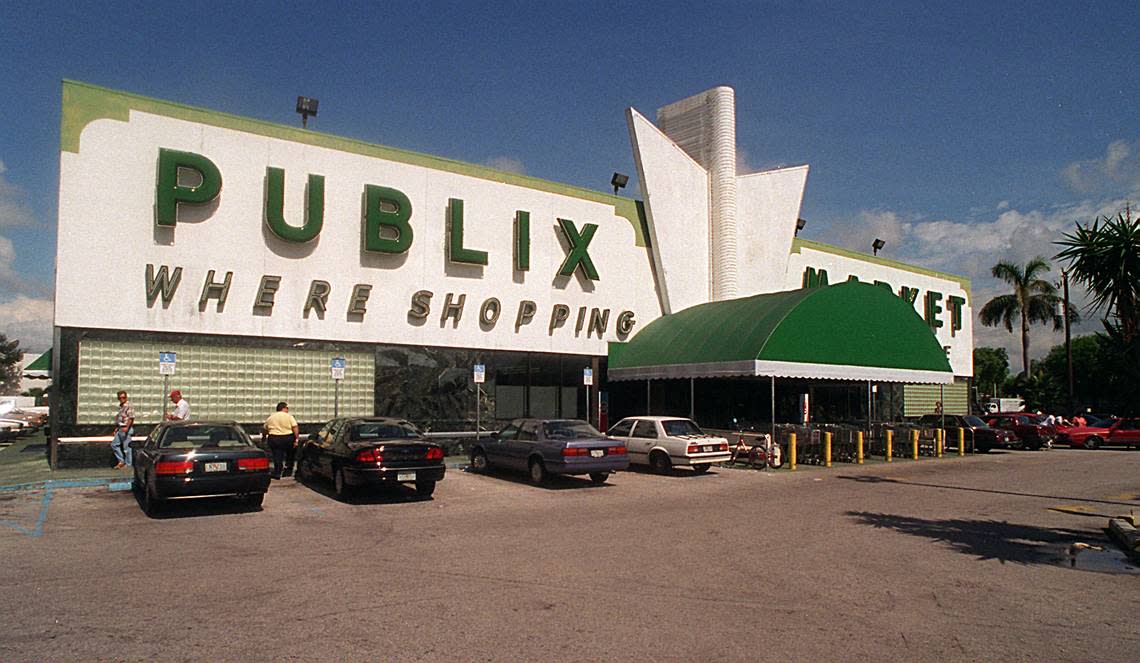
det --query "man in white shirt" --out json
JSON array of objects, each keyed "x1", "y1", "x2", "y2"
[{"x1": 166, "y1": 390, "x2": 190, "y2": 421}]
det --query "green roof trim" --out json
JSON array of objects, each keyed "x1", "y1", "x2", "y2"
[
  {"x1": 792, "y1": 237, "x2": 971, "y2": 300},
  {"x1": 608, "y1": 281, "x2": 952, "y2": 381},
  {"x1": 24, "y1": 348, "x2": 52, "y2": 372},
  {"x1": 59, "y1": 80, "x2": 647, "y2": 247}
]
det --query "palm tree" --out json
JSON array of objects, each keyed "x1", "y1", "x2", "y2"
[
  {"x1": 1054, "y1": 207, "x2": 1140, "y2": 345},
  {"x1": 978, "y1": 257, "x2": 1062, "y2": 377}
]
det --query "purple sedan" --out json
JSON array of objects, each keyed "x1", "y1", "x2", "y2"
[{"x1": 469, "y1": 418, "x2": 629, "y2": 485}]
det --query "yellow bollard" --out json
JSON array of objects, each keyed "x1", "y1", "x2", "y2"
[
  {"x1": 936, "y1": 429, "x2": 943, "y2": 458},
  {"x1": 885, "y1": 430, "x2": 893, "y2": 462},
  {"x1": 911, "y1": 429, "x2": 919, "y2": 459},
  {"x1": 789, "y1": 433, "x2": 797, "y2": 471},
  {"x1": 856, "y1": 431, "x2": 864, "y2": 464},
  {"x1": 824, "y1": 432, "x2": 832, "y2": 467},
  {"x1": 958, "y1": 427, "x2": 966, "y2": 456}
]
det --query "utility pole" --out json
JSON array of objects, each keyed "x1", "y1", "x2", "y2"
[{"x1": 1062, "y1": 270, "x2": 1074, "y2": 414}]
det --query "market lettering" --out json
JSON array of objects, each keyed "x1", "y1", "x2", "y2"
[
  {"x1": 801, "y1": 266, "x2": 965, "y2": 334},
  {"x1": 153, "y1": 150, "x2": 599, "y2": 281}
]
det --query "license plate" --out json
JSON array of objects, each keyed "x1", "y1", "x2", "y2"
[
  {"x1": 703, "y1": 445, "x2": 714, "y2": 453},
  {"x1": 204, "y1": 462, "x2": 227, "y2": 472},
  {"x1": 397, "y1": 471, "x2": 416, "y2": 481},
  {"x1": 589, "y1": 449, "x2": 604, "y2": 458}
]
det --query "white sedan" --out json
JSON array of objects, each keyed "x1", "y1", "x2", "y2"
[{"x1": 606, "y1": 416, "x2": 731, "y2": 474}]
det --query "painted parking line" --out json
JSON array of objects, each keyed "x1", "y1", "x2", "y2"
[{"x1": 0, "y1": 489, "x2": 54, "y2": 538}]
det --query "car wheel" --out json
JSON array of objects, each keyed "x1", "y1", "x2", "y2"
[
  {"x1": 333, "y1": 466, "x2": 353, "y2": 500},
  {"x1": 588, "y1": 472, "x2": 609, "y2": 485},
  {"x1": 692, "y1": 463, "x2": 711, "y2": 474},
  {"x1": 470, "y1": 448, "x2": 489, "y2": 472},
  {"x1": 142, "y1": 480, "x2": 163, "y2": 516},
  {"x1": 528, "y1": 459, "x2": 547, "y2": 485},
  {"x1": 245, "y1": 492, "x2": 265, "y2": 510},
  {"x1": 415, "y1": 479, "x2": 436, "y2": 497},
  {"x1": 294, "y1": 459, "x2": 309, "y2": 482},
  {"x1": 649, "y1": 451, "x2": 671, "y2": 474},
  {"x1": 1085, "y1": 436, "x2": 1101, "y2": 450}
]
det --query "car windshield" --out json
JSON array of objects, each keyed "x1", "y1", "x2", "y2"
[
  {"x1": 963, "y1": 416, "x2": 987, "y2": 427},
  {"x1": 160, "y1": 425, "x2": 249, "y2": 449},
  {"x1": 350, "y1": 422, "x2": 420, "y2": 441},
  {"x1": 542, "y1": 420, "x2": 602, "y2": 440},
  {"x1": 662, "y1": 419, "x2": 703, "y2": 436}
]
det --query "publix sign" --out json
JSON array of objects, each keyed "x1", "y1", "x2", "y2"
[{"x1": 54, "y1": 82, "x2": 659, "y2": 355}]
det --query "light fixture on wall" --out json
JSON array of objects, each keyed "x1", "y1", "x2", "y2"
[
  {"x1": 611, "y1": 172, "x2": 629, "y2": 194},
  {"x1": 296, "y1": 96, "x2": 319, "y2": 129},
  {"x1": 795, "y1": 218, "x2": 807, "y2": 236},
  {"x1": 872, "y1": 238, "x2": 885, "y2": 256}
]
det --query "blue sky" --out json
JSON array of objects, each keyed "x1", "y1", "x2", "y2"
[{"x1": 1, "y1": 1, "x2": 1137, "y2": 365}]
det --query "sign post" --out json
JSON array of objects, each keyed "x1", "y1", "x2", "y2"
[
  {"x1": 473, "y1": 364, "x2": 485, "y2": 440},
  {"x1": 583, "y1": 368, "x2": 594, "y2": 426},
  {"x1": 330, "y1": 357, "x2": 346, "y2": 416},
  {"x1": 159, "y1": 352, "x2": 177, "y2": 419}
]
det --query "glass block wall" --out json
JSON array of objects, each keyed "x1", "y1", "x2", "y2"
[{"x1": 76, "y1": 339, "x2": 373, "y2": 425}]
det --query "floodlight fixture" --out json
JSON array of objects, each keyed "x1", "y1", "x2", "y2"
[
  {"x1": 296, "y1": 96, "x2": 319, "y2": 128},
  {"x1": 611, "y1": 172, "x2": 629, "y2": 194},
  {"x1": 795, "y1": 217, "x2": 807, "y2": 236},
  {"x1": 872, "y1": 238, "x2": 885, "y2": 255}
]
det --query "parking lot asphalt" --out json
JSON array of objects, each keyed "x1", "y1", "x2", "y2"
[{"x1": 0, "y1": 448, "x2": 1137, "y2": 662}]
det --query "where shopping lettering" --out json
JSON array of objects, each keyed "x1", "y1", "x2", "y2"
[
  {"x1": 143, "y1": 264, "x2": 637, "y2": 340},
  {"x1": 154, "y1": 148, "x2": 600, "y2": 281}
]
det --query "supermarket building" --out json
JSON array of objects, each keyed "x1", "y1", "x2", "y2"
[{"x1": 49, "y1": 81, "x2": 971, "y2": 461}]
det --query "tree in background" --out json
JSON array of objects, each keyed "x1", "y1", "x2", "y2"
[
  {"x1": 978, "y1": 257, "x2": 1063, "y2": 377},
  {"x1": 1055, "y1": 208, "x2": 1140, "y2": 407},
  {"x1": 0, "y1": 334, "x2": 23, "y2": 395},
  {"x1": 1035, "y1": 335, "x2": 1122, "y2": 413},
  {"x1": 972, "y1": 347, "x2": 1009, "y2": 398}
]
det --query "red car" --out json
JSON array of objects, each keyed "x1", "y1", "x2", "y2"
[
  {"x1": 984, "y1": 413, "x2": 1054, "y2": 450},
  {"x1": 1059, "y1": 418, "x2": 1139, "y2": 449}
]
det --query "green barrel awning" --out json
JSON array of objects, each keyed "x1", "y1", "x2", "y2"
[
  {"x1": 608, "y1": 281, "x2": 953, "y2": 383},
  {"x1": 23, "y1": 348, "x2": 52, "y2": 377}
]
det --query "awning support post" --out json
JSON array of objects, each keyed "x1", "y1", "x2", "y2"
[
  {"x1": 646, "y1": 379, "x2": 651, "y2": 415},
  {"x1": 689, "y1": 378, "x2": 694, "y2": 420},
  {"x1": 770, "y1": 375, "x2": 776, "y2": 443}
]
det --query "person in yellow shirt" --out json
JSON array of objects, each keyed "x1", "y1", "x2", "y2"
[{"x1": 261, "y1": 401, "x2": 299, "y2": 479}]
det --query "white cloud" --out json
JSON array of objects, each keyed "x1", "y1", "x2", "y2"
[
  {"x1": 484, "y1": 156, "x2": 526, "y2": 174},
  {"x1": 0, "y1": 294, "x2": 53, "y2": 352},
  {"x1": 1061, "y1": 139, "x2": 1140, "y2": 193},
  {"x1": 0, "y1": 160, "x2": 36, "y2": 228}
]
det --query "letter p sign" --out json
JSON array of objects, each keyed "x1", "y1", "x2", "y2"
[{"x1": 155, "y1": 148, "x2": 223, "y2": 227}]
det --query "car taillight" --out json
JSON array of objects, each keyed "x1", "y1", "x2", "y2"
[
  {"x1": 155, "y1": 460, "x2": 194, "y2": 475},
  {"x1": 562, "y1": 447, "x2": 588, "y2": 457},
  {"x1": 356, "y1": 448, "x2": 383, "y2": 462},
  {"x1": 719, "y1": 442, "x2": 729, "y2": 451},
  {"x1": 237, "y1": 457, "x2": 269, "y2": 471},
  {"x1": 607, "y1": 445, "x2": 627, "y2": 455},
  {"x1": 687, "y1": 444, "x2": 700, "y2": 454},
  {"x1": 425, "y1": 446, "x2": 444, "y2": 461}
]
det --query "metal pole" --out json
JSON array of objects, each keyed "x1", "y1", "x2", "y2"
[
  {"x1": 690, "y1": 377, "x2": 694, "y2": 420},
  {"x1": 770, "y1": 376, "x2": 776, "y2": 443},
  {"x1": 475, "y1": 385, "x2": 480, "y2": 441},
  {"x1": 334, "y1": 380, "x2": 340, "y2": 417},
  {"x1": 1063, "y1": 270, "x2": 1074, "y2": 414},
  {"x1": 646, "y1": 380, "x2": 651, "y2": 414},
  {"x1": 586, "y1": 385, "x2": 591, "y2": 425},
  {"x1": 162, "y1": 375, "x2": 169, "y2": 419}
]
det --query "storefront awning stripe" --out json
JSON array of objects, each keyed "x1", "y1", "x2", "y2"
[{"x1": 608, "y1": 281, "x2": 953, "y2": 382}]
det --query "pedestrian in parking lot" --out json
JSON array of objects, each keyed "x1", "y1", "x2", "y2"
[
  {"x1": 262, "y1": 402, "x2": 299, "y2": 479},
  {"x1": 111, "y1": 390, "x2": 134, "y2": 469},
  {"x1": 165, "y1": 390, "x2": 190, "y2": 421}
]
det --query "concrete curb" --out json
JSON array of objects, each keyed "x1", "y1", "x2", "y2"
[{"x1": 0, "y1": 477, "x2": 132, "y2": 493}]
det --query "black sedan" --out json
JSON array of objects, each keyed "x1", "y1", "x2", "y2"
[
  {"x1": 131, "y1": 421, "x2": 272, "y2": 515},
  {"x1": 296, "y1": 417, "x2": 445, "y2": 499}
]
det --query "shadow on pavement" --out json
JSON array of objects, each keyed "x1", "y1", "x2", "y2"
[
  {"x1": 836, "y1": 474, "x2": 1140, "y2": 506},
  {"x1": 294, "y1": 473, "x2": 437, "y2": 504},
  {"x1": 846, "y1": 511, "x2": 1099, "y2": 566},
  {"x1": 460, "y1": 466, "x2": 617, "y2": 491}
]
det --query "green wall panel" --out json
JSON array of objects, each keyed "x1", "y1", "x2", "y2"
[
  {"x1": 77, "y1": 340, "x2": 373, "y2": 425},
  {"x1": 903, "y1": 380, "x2": 968, "y2": 417}
]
